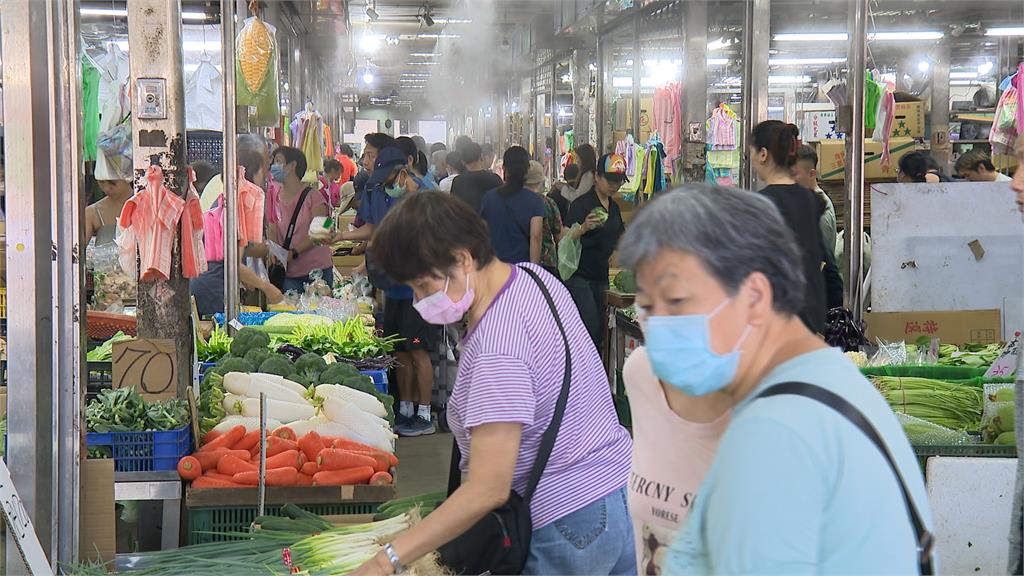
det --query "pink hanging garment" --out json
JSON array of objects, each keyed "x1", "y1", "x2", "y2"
[
  {"x1": 202, "y1": 200, "x2": 225, "y2": 263},
  {"x1": 237, "y1": 166, "x2": 265, "y2": 246},
  {"x1": 265, "y1": 180, "x2": 282, "y2": 224},
  {"x1": 119, "y1": 165, "x2": 185, "y2": 282},
  {"x1": 652, "y1": 83, "x2": 682, "y2": 171},
  {"x1": 181, "y1": 178, "x2": 207, "y2": 278},
  {"x1": 1014, "y1": 64, "x2": 1024, "y2": 137}
]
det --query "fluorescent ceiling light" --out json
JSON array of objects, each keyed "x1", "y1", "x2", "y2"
[
  {"x1": 986, "y1": 27, "x2": 1024, "y2": 36},
  {"x1": 978, "y1": 61, "x2": 994, "y2": 75},
  {"x1": 950, "y1": 71, "x2": 978, "y2": 79},
  {"x1": 362, "y1": 71, "x2": 375, "y2": 84},
  {"x1": 950, "y1": 80, "x2": 987, "y2": 86},
  {"x1": 435, "y1": 18, "x2": 472, "y2": 24},
  {"x1": 360, "y1": 33, "x2": 382, "y2": 53},
  {"x1": 406, "y1": 61, "x2": 438, "y2": 66},
  {"x1": 416, "y1": 33, "x2": 460, "y2": 39},
  {"x1": 182, "y1": 11, "x2": 209, "y2": 21},
  {"x1": 768, "y1": 75, "x2": 812, "y2": 84},
  {"x1": 409, "y1": 52, "x2": 437, "y2": 58},
  {"x1": 872, "y1": 31, "x2": 944, "y2": 40},
  {"x1": 774, "y1": 33, "x2": 848, "y2": 42},
  {"x1": 81, "y1": 7, "x2": 208, "y2": 19},
  {"x1": 770, "y1": 57, "x2": 846, "y2": 65}
]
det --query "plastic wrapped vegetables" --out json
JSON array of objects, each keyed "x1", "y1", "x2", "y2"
[{"x1": 872, "y1": 376, "x2": 983, "y2": 431}]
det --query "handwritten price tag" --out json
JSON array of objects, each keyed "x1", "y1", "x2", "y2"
[
  {"x1": 112, "y1": 338, "x2": 179, "y2": 401},
  {"x1": 985, "y1": 332, "x2": 1021, "y2": 379}
]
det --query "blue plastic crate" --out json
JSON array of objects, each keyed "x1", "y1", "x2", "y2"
[
  {"x1": 199, "y1": 362, "x2": 216, "y2": 375},
  {"x1": 212, "y1": 311, "x2": 289, "y2": 326},
  {"x1": 86, "y1": 425, "x2": 192, "y2": 472},
  {"x1": 361, "y1": 370, "x2": 388, "y2": 394}
]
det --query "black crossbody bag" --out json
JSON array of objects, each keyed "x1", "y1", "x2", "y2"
[
  {"x1": 438, "y1": 266, "x2": 571, "y2": 575},
  {"x1": 268, "y1": 186, "x2": 312, "y2": 289},
  {"x1": 756, "y1": 382, "x2": 935, "y2": 575}
]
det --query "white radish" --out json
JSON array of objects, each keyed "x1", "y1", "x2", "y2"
[
  {"x1": 241, "y1": 397, "x2": 315, "y2": 424},
  {"x1": 252, "y1": 372, "x2": 309, "y2": 397},
  {"x1": 222, "y1": 393, "x2": 245, "y2": 415},
  {"x1": 282, "y1": 419, "x2": 316, "y2": 439},
  {"x1": 308, "y1": 416, "x2": 394, "y2": 453},
  {"x1": 212, "y1": 415, "x2": 282, "y2": 434},
  {"x1": 315, "y1": 384, "x2": 387, "y2": 418},
  {"x1": 320, "y1": 397, "x2": 394, "y2": 447},
  {"x1": 224, "y1": 372, "x2": 309, "y2": 405}
]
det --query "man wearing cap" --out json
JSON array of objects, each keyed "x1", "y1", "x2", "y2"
[
  {"x1": 334, "y1": 146, "x2": 437, "y2": 438},
  {"x1": 565, "y1": 153, "x2": 628, "y2": 349}
]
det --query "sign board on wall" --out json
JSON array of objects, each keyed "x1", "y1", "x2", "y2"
[{"x1": 865, "y1": 310, "x2": 1002, "y2": 346}]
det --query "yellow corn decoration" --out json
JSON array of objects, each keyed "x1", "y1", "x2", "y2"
[{"x1": 238, "y1": 17, "x2": 274, "y2": 94}]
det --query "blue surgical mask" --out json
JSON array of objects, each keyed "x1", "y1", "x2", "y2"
[
  {"x1": 270, "y1": 164, "x2": 285, "y2": 183},
  {"x1": 385, "y1": 182, "x2": 406, "y2": 198},
  {"x1": 643, "y1": 299, "x2": 750, "y2": 396}
]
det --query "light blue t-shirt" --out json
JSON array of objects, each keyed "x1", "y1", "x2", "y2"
[{"x1": 667, "y1": 347, "x2": 934, "y2": 575}]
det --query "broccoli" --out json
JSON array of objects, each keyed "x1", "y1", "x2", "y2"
[
  {"x1": 259, "y1": 355, "x2": 296, "y2": 377},
  {"x1": 342, "y1": 375, "x2": 378, "y2": 396},
  {"x1": 295, "y1": 353, "x2": 328, "y2": 378},
  {"x1": 212, "y1": 357, "x2": 255, "y2": 376},
  {"x1": 285, "y1": 372, "x2": 317, "y2": 390},
  {"x1": 200, "y1": 370, "x2": 224, "y2": 393},
  {"x1": 319, "y1": 363, "x2": 361, "y2": 385},
  {"x1": 244, "y1": 347, "x2": 274, "y2": 369},
  {"x1": 380, "y1": 393, "x2": 395, "y2": 427},
  {"x1": 229, "y1": 327, "x2": 271, "y2": 358}
]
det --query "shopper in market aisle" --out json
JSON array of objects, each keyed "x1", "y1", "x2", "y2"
[
  {"x1": 451, "y1": 140, "x2": 504, "y2": 213},
  {"x1": 792, "y1": 145, "x2": 844, "y2": 311},
  {"x1": 85, "y1": 176, "x2": 133, "y2": 246},
  {"x1": 525, "y1": 160, "x2": 564, "y2": 279},
  {"x1": 748, "y1": 120, "x2": 827, "y2": 334},
  {"x1": 557, "y1": 143, "x2": 598, "y2": 204},
  {"x1": 268, "y1": 145, "x2": 334, "y2": 293},
  {"x1": 438, "y1": 150, "x2": 464, "y2": 194},
  {"x1": 337, "y1": 144, "x2": 359, "y2": 184},
  {"x1": 396, "y1": 136, "x2": 437, "y2": 191},
  {"x1": 565, "y1": 153, "x2": 628, "y2": 349},
  {"x1": 351, "y1": 191, "x2": 633, "y2": 576},
  {"x1": 955, "y1": 149, "x2": 1014, "y2": 182},
  {"x1": 897, "y1": 150, "x2": 953, "y2": 183},
  {"x1": 479, "y1": 146, "x2": 544, "y2": 265},
  {"x1": 615, "y1": 184, "x2": 933, "y2": 574}
]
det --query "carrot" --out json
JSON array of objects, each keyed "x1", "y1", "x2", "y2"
[
  {"x1": 272, "y1": 426, "x2": 296, "y2": 441},
  {"x1": 192, "y1": 476, "x2": 246, "y2": 489},
  {"x1": 233, "y1": 430, "x2": 261, "y2": 451},
  {"x1": 267, "y1": 436, "x2": 298, "y2": 457},
  {"x1": 344, "y1": 449, "x2": 392, "y2": 473},
  {"x1": 301, "y1": 461, "x2": 319, "y2": 476},
  {"x1": 177, "y1": 456, "x2": 202, "y2": 480},
  {"x1": 299, "y1": 452, "x2": 308, "y2": 467},
  {"x1": 232, "y1": 467, "x2": 299, "y2": 486},
  {"x1": 200, "y1": 425, "x2": 246, "y2": 452},
  {"x1": 332, "y1": 438, "x2": 399, "y2": 466},
  {"x1": 297, "y1": 431, "x2": 326, "y2": 463},
  {"x1": 265, "y1": 449, "x2": 303, "y2": 470},
  {"x1": 195, "y1": 449, "x2": 250, "y2": 471},
  {"x1": 369, "y1": 471, "x2": 394, "y2": 485},
  {"x1": 218, "y1": 454, "x2": 257, "y2": 476},
  {"x1": 202, "y1": 471, "x2": 237, "y2": 482},
  {"x1": 313, "y1": 466, "x2": 375, "y2": 486},
  {"x1": 296, "y1": 473, "x2": 315, "y2": 486},
  {"x1": 202, "y1": 429, "x2": 222, "y2": 445},
  {"x1": 317, "y1": 449, "x2": 377, "y2": 471}
]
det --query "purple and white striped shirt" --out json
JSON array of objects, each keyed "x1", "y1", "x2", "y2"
[{"x1": 447, "y1": 264, "x2": 633, "y2": 529}]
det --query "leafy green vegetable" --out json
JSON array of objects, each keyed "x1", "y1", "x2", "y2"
[
  {"x1": 285, "y1": 372, "x2": 317, "y2": 389},
  {"x1": 295, "y1": 353, "x2": 327, "y2": 378},
  {"x1": 145, "y1": 398, "x2": 190, "y2": 430},
  {"x1": 229, "y1": 327, "x2": 271, "y2": 358},
  {"x1": 197, "y1": 325, "x2": 232, "y2": 363},
  {"x1": 278, "y1": 317, "x2": 402, "y2": 360},
  {"x1": 244, "y1": 347, "x2": 274, "y2": 369},
  {"x1": 85, "y1": 387, "x2": 191, "y2": 432},
  {"x1": 198, "y1": 372, "x2": 226, "y2": 437},
  {"x1": 589, "y1": 206, "x2": 609, "y2": 226},
  {"x1": 259, "y1": 355, "x2": 296, "y2": 377},
  {"x1": 212, "y1": 357, "x2": 256, "y2": 376},
  {"x1": 264, "y1": 313, "x2": 331, "y2": 327},
  {"x1": 86, "y1": 332, "x2": 134, "y2": 362},
  {"x1": 319, "y1": 362, "x2": 361, "y2": 384}
]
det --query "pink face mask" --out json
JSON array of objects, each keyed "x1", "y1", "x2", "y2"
[{"x1": 413, "y1": 274, "x2": 474, "y2": 325}]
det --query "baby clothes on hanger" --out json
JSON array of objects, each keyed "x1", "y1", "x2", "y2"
[
  {"x1": 119, "y1": 165, "x2": 186, "y2": 283},
  {"x1": 181, "y1": 171, "x2": 208, "y2": 279},
  {"x1": 185, "y1": 54, "x2": 224, "y2": 131}
]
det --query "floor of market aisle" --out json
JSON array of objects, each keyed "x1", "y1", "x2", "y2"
[{"x1": 395, "y1": 433, "x2": 452, "y2": 498}]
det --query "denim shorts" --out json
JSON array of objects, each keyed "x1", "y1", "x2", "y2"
[{"x1": 524, "y1": 487, "x2": 636, "y2": 575}]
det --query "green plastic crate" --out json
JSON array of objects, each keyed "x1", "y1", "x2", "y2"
[
  {"x1": 913, "y1": 443, "x2": 1016, "y2": 472},
  {"x1": 187, "y1": 502, "x2": 382, "y2": 545}
]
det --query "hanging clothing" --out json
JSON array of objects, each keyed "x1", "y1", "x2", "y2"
[
  {"x1": 238, "y1": 167, "x2": 266, "y2": 246},
  {"x1": 990, "y1": 87, "x2": 1019, "y2": 154},
  {"x1": 119, "y1": 165, "x2": 186, "y2": 283},
  {"x1": 324, "y1": 124, "x2": 334, "y2": 160},
  {"x1": 864, "y1": 71, "x2": 882, "y2": 132},
  {"x1": 1014, "y1": 64, "x2": 1024, "y2": 137},
  {"x1": 615, "y1": 137, "x2": 638, "y2": 177},
  {"x1": 873, "y1": 91, "x2": 896, "y2": 167},
  {"x1": 95, "y1": 43, "x2": 130, "y2": 118},
  {"x1": 82, "y1": 59, "x2": 101, "y2": 163},
  {"x1": 181, "y1": 186, "x2": 208, "y2": 279},
  {"x1": 652, "y1": 83, "x2": 682, "y2": 171},
  {"x1": 707, "y1": 106, "x2": 738, "y2": 150},
  {"x1": 185, "y1": 55, "x2": 224, "y2": 131}
]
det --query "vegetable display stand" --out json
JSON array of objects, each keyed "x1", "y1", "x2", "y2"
[
  {"x1": 360, "y1": 369, "x2": 388, "y2": 395},
  {"x1": 113, "y1": 470, "x2": 183, "y2": 551},
  {"x1": 913, "y1": 443, "x2": 1017, "y2": 471},
  {"x1": 86, "y1": 425, "x2": 192, "y2": 472},
  {"x1": 185, "y1": 484, "x2": 397, "y2": 544}
]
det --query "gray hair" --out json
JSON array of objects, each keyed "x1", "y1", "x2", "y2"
[
  {"x1": 237, "y1": 133, "x2": 268, "y2": 182},
  {"x1": 618, "y1": 184, "x2": 806, "y2": 315}
]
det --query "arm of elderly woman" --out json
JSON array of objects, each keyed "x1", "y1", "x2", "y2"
[{"x1": 353, "y1": 422, "x2": 523, "y2": 576}]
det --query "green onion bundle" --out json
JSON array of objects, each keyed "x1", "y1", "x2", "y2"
[{"x1": 872, "y1": 376, "x2": 983, "y2": 431}]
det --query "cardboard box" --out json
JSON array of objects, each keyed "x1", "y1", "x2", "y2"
[
  {"x1": 891, "y1": 100, "x2": 925, "y2": 139},
  {"x1": 80, "y1": 459, "x2": 116, "y2": 566},
  {"x1": 865, "y1": 309, "x2": 1002, "y2": 346},
  {"x1": 818, "y1": 138, "x2": 917, "y2": 181},
  {"x1": 803, "y1": 110, "x2": 839, "y2": 142}
]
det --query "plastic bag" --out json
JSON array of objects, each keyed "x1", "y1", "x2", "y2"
[
  {"x1": 558, "y1": 224, "x2": 582, "y2": 281},
  {"x1": 981, "y1": 382, "x2": 1016, "y2": 444},
  {"x1": 897, "y1": 412, "x2": 972, "y2": 446},
  {"x1": 88, "y1": 239, "x2": 137, "y2": 311},
  {"x1": 235, "y1": 16, "x2": 279, "y2": 127},
  {"x1": 869, "y1": 338, "x2": 909, "y2": 367}
]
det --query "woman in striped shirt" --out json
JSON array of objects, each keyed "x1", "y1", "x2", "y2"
[{"x1": 353, "y1": 191, "x2": 635, "y2": 576}]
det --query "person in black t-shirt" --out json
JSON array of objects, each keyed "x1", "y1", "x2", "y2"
[
  {"x1": 565, "y1": 153, "x2": 628, "y2": 349},
  {"x1": 450, "y1": 141, "x2": 504, "y2": 213},
  {"x1": 748, "y1": 120, "x2": 827, "y2": 334}
]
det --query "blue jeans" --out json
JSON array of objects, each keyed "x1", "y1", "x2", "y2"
[
  {"x1": 282, "y1": 267, "x2": 334, "y2": 295},
  {"x1": 524, "y1": 487, "x2": 636, "y2": 575}
]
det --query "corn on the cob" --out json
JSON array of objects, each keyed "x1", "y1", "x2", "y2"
[
  {"x1": 237, "y1": 17, "x2": 274, "y2": 94},
  {"x1": 872, "y1": 376, "x2": 983, "y2": 431}
]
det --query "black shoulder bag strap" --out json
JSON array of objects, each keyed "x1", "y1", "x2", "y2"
[
  {"x1": 281, "y1": 186, "x2": 312, "y2": 251},
  {"x1": 756, "y1": 382, "x2": 935, "y2": 576},
  {"x1": 447, "y1": 266, "x2": 572, "y2": 502}
]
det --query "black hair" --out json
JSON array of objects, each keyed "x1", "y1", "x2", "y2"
[
  {"x1": 499, "y1": 146, "x2": 531, "y2": 197},
  {"x1": 271, "y1": 146, "x2": 307, "y2": 180},
  {"x1": 750, "y1": 120, "x2": 801, "y2": 168},
  {"x1": 795, "y1": 144, "x2": 818, "y2": 168},
  {"x1": 324, "y1": 159, "x2": 342, "y2": 174},
  {"x1": 364, "y1": 132, "x2": 396, "y2": 153},
  {"x1": 372, "y1": 191, "x2": 496, "y2": 283},
  {"x1": 395, "y1": 136, "x2": 429, "y2": 176},
  {"x1": 454, "y1": 135, "x2": 473, "y2": 155},
  {"x1": 575, "y1": 144, "x2": 597, "y2": 175},
  {"x1": 898, "y1": 151, "x2": 932, "y2": 183},
  {"x1": 461, "y1": 141, "x2": 483, "y2": 164},
  {"x1": 339, "y1": 144, "x2": 355, "y2": 157},
  {"x1": 445, "y1": 151, "x2": 465, "y2": 173},
  {"x1": 412, "y1": 135, "x2": 428, "y2": 157},
  {"x1": 563, "y1": 163, "x2": 580, "y2": 182},
  {"x1": 190, "y1": 160, "x2": 219, "y2": 187},
  {"x1": 954, "y1": 149, "x2": 997, "y2": 175},
  {"x1": 430, "y1": 142, "x2": 447, "y2": 154}
]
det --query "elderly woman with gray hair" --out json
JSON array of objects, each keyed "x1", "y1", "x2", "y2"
[{"x1": 619, "y1": 184, "x2": 936, "y2": 574}]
